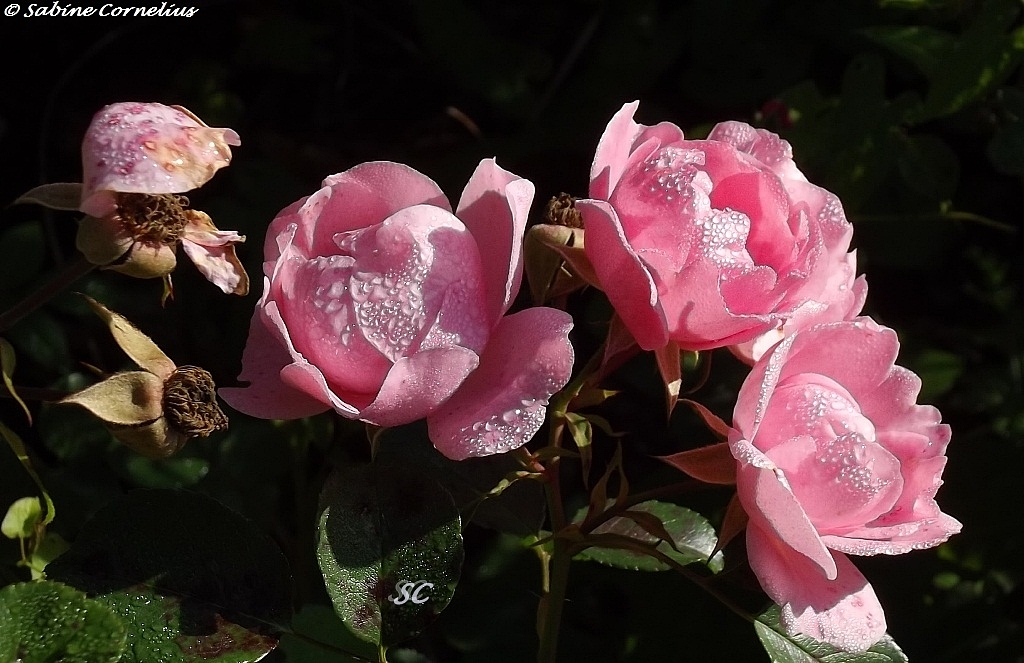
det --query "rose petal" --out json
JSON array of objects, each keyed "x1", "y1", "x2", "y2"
[
  {"x1": 360, "y1": 346, "x2": 481, "y2": 427},
  {"x1": 308, "y1": 161, "x2": 451, "y2": 257},
  {"x1": 427, "y1": 307, "x2": 574, "y2": 460},
  {"x1": 590, "y1": 101, "x2": 643, "y2": 200},
  {"x1": 181, "y1": 212, "x2": 249, "y2": 295},
  {"x1": 81, "y1": 102, "x2": 238, "y2": 215},
  {"x1": 707, "y1": 121, "x2": 805, "y2": 183},
  {"x1": 783, "y1": 319, "x2": 899, "y2": 397},
  {"x1": 732, "y1": 437, "x2": 837, "y2": 579},
  {"x1": 270, "y1": 240, "x2": 390, "y2": 396},
  {"x1": 747, "y1": 525, "x2": 886, "y2": 652},
  {"x1": 218, "y1": 299, "x2": 333, "y2": 420},
  {"x1": 766, "y1": 432, "x2": 903, "y2": 532},
  {"x1": 578, "y1": 198, "x2": 668, "y2": 350},
  {"x1": 456, "y1": 158, "x2": 533, "y2": 323},
  {"x1": 822, "y1": 511, "x2": 962, "y2": 555}
]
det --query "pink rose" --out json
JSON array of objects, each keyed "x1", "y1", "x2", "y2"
[
  {"x1": 577, "y1": 101, "x2": 863, "y2": 352},
  {"x1": 220, "y1": 160, "x2": 574, "y2": 460},
  {"x1": 730, "y1": 318, "x2": 961, "y2": 651}
]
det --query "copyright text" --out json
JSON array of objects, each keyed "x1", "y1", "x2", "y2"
[{"x1": 5, "y1": 2, "x2": 199, "y2": 17}]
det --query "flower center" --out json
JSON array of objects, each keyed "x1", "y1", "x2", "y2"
[
  {"x1": 116, "y1": 192, "x2": 191, "y2": 244},
  {"x1": 544, "y1": 193, "x2": 583, "y2": 228},
  {"x1": 162, "y1": 365, "x2": 228, "y2": 438}
]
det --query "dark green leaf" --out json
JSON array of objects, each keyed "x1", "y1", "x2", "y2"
[
  {"x1": 0, "y1": 580, "x2": 127, "y2": 663},
  {"x1": 0, "y1": 222, "x2": 46, "y2": 294},
  {"x1": 861, "y1": 25, "x2": 954, "y2": 81},
  {"x1": 864, "y1": 1, "x2": 1024, "y2": 121},
  {"x1": 277, "y1": 604, "x2": 376, "y2": 663},
  {"x1": 113, "y1": 452, "x2": 210, "y2": 490},
  {"x1": 896, "y1": 134, "x2": 960, "y2": 200},
  {"x1": 47, "y1": 490, "x2": 292, "y2": 663},
  {"x1": 911, "y1": 348, "x2": 965, "y2": 401},
  {"x1": 5, "y1": 311, "x2": 71, "y2": 374},
  {"x1": 754, "y1": 605, "x2": 908, "y2": 662},
  {"x1": 374, "y1": 428, "x2": 545, "y2": 537},
  {"x1": 316, "y1": 462, "x2": 463, "y2": 647},
  {"x1": 987, "y1": 121, "x2": 1024, "y2": 175},
  {"x1": 574, "y1": 500, "x2": 723, "y2": 572}
]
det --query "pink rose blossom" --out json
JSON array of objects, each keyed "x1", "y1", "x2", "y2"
[
  {"x1": 576, "y1": 101, "x2": 863, "y2": 352},
  {"x1": 730, "y1": 318, "x2": 961, "y2": 651},
  {"x1": 77, "y1": 102, "x2": 247, "y2": 295},
  {"x1": 220, "y1": 160, "x2": 574, "y2": 460}
]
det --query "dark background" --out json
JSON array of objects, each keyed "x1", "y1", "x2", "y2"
[{"x1": 1, "y1": 0, "x2": 1023, "y2": 660}]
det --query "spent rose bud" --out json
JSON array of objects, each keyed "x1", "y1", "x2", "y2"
[
  {"x1": 729, "y1": 318, "x2": 961, "y2": 651},
  {"x1": 75, "y1": 102, "x2": 248, "y2": 296},
  {"x1": 576, "y1": 101, "x2": 864, "y2": 353},
  {"x1": 220, "y1": 160, "x2": 574, "y2": 460},
  {"x1": 59, "y1": 297, "x2": 228, "y2": 457}
]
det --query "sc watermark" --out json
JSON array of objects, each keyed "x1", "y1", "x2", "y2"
[
  {"x1": 386, "y1": 580, "x2": 434, "y2": 606},
  {"x1": 4, "y1": 2, "x2": 199, "y2": 17}
]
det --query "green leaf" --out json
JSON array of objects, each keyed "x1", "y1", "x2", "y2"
[
  {"x1": 863, "y1": 1, "x2": 1024, "y2": 121},
  {"x1": 46, "y1": 490, "x2": 292, "y2": 663},
  {"x1": 574, "y1": 500, "x2": 723, "y2": 573},
  {"x1": 754, "y1": 605, "x2": 908, "y2": 662},
  {"x1": 27, "y1": 532, "x2": 70, "y2": 580},
  {"x1": 2, "y1": 496, "x2": 41, "y2": 539},
  {"x1": 0, "y1": 580, "x2": 127, "y2": 663},
  {"x1": 277, "y1": 604, "x2": 377, "y2": 663},
  {"x1": 0, "y1": 420, "x2": 55, "y2": 525},
  {"x1": 374, "y1": 428, "x2": 545, "y2": 537},
  {"x1": 317, "y1": 462, "x2": 464, "y2": 648},
  {"x1": 1, "y1": 338, "x2": 31, "y2": 424}
]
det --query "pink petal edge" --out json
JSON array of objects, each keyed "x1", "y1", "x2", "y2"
[
  {"x1": 578, "y1": 198, "x2": 668, "y2": 350},
  {"x1": 747, "y1": 525, "x2": 887, "y2": 653},
  {"x1": 218, "y1": 296, "x2": 332, "y2": 419},
  {"x1": 456, "y1": 158, "x2": 532, "y2": 324},
  {"x1": 427, "y1": 307, "x2": 574, "y2": 460}
]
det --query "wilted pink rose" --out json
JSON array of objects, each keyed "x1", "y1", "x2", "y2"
[
  {"x1": 729, "y1": 318, "x2": 961, "y2": 651},
  {"x1": 220, "y1": 160, "x2": 574, "y2": 460},
  {"x1": 81, "y1": 102, "x2": 239, "y2": 217},
  {"x1": 77, "y1": 102, "x2": 247, "y2": 295},
  {"x1": 577, "y1": 101, "x2": 863, "y2": 352}
]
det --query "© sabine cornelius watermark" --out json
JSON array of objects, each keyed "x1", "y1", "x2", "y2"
[{"x1": 4, "y1": 1, "x2": 197, "y2": 17}]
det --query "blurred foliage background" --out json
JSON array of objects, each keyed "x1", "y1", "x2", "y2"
[{"x1": 1, "y1": 0, "x2": 1023, "y2": 660}]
